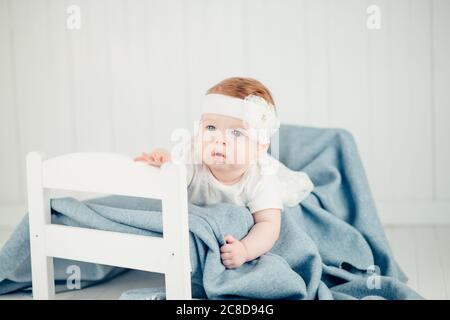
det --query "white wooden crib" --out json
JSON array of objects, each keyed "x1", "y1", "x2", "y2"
[{"x1": 26, "y1": 151, "x2": 192, "y2": 300}]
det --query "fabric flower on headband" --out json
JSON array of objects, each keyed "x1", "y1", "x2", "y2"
[{"x1": 242, "y1": 95, "x2": 280, "y2": 144}]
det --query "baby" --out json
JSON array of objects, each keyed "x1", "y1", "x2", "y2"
[{"x1": 134, "y1": 77, "x2": 313, "y2": 269}]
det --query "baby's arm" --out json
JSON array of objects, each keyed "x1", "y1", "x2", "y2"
[
  {"x1": 242, "y1": 208, "x2": 281, "y2": 260},
  {"x1": 220, "y1": 208, "x2": 281, "y2": 269}
]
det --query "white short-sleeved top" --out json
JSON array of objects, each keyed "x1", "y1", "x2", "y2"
[
  {"x1": 186, "y1": 161, "x2": 284, "y2": 214},
  {"x1": 181, "y1": 140, "x2": 314, "y2": 214}
]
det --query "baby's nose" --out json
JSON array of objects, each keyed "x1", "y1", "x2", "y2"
[
  {"x1": 214, "y1": 132, "x2": 227, "y2": 145},
  {"x1": 215, "y1": 138, "x2": 227, "y2": 146}
]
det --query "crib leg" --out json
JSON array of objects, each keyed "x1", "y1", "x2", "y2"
[
  {"x1": 166, "y1": 264, "x2": 191, "y2": 300},
  {"x1": 28, "y1": 188, "x2": 56, "y2": 299},
  {"x1": 27, "y1": 151, "x2": 55, "y2": 299},
  {"x1": 30, "y1": 253, "x2": 55, "y2": 300},
  {"x1": 165, "y1": 246, "x2": 191, "y2": 299},
  {"x1": 161, "y1": 163, "x2": 192, "y2": 300}
]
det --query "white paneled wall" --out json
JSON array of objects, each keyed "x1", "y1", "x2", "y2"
[{"x1": 0, "y1": 0, "x2": 449, "y2": 226}]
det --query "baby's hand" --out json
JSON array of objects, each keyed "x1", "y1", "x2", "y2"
[
  {"x1": 133, "y1": 149, "x2": 171, "y2": 167},
  {"x1": 220, "y1": 235, "x2": 248, "y2": 269}
]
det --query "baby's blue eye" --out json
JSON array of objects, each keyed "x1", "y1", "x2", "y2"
[
  {"x1": 231, "y1": 129, "x2": 242, "y2": 137},
  {"x1": 206, "y1": 125, "x2": 216, "y2": 131}
]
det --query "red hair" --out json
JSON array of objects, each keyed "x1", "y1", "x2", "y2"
[{"x1": 206, "y1": 77, "x2": 276, "y2": 110}]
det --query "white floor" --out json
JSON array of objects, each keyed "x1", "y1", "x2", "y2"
[{"x1": 0, "y1": 225, "x2": 449, "y2": 300}]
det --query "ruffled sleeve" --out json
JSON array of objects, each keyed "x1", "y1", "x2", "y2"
[
  {"x1": 246, "y1": 173, "x2": 284, "y2": 214},
  {"x1": 278, "y1": 165, "x2": 314, "y2": 206},
  {"x1": 259, "y1": 153, "x2": 314, "y2": 207}
]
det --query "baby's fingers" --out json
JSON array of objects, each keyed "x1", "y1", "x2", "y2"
[
  {"x1": 152, "y1": 153, "x2": 165, "y2": 163},
  {"x1": 221, "y1": 252, "x2": 232, "y2": 260},
  {"x1": 222, "y1": 259, "x2": 237, "y2": 269},
  {"x1": 133, "y1": 155, "x2": 146, "y2": 161},
  {"x1": 134, "y1": 153, "x2": 156, "y2": 163},
  {"x1": 220, "y1": 244, "x2": 232, "y2": 253}
]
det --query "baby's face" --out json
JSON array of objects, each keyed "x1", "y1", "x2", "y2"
[{"x1": 197, "y1": 113, "x2": 268, "y2": 172}]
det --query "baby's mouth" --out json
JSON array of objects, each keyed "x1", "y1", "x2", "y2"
[{"x1": 211, "y1": 151, "x2": 226, "y2": 159}]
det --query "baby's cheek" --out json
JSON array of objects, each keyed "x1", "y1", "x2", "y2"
[
  {"x1": 201, "y1": 141, "x2": 214, "y2": 154},
  {"x1": 243, "y1": 140, "x2": 259, "y2": 163},
  {"x1": 226, "y1": 142, "x2": 245, "y2": 165}
]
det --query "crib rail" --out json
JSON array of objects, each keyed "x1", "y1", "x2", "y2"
[{"x1": 41, "y1": 152, "x2": 164, "y2": 198}]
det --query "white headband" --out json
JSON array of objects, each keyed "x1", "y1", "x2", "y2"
[{"x1": 201, "y1": 93, "x2": 280, "y2": 143}]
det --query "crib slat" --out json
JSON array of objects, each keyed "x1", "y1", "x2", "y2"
[{"x1": 44, "y1": 224, "x2": 169, "y2": 274}]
